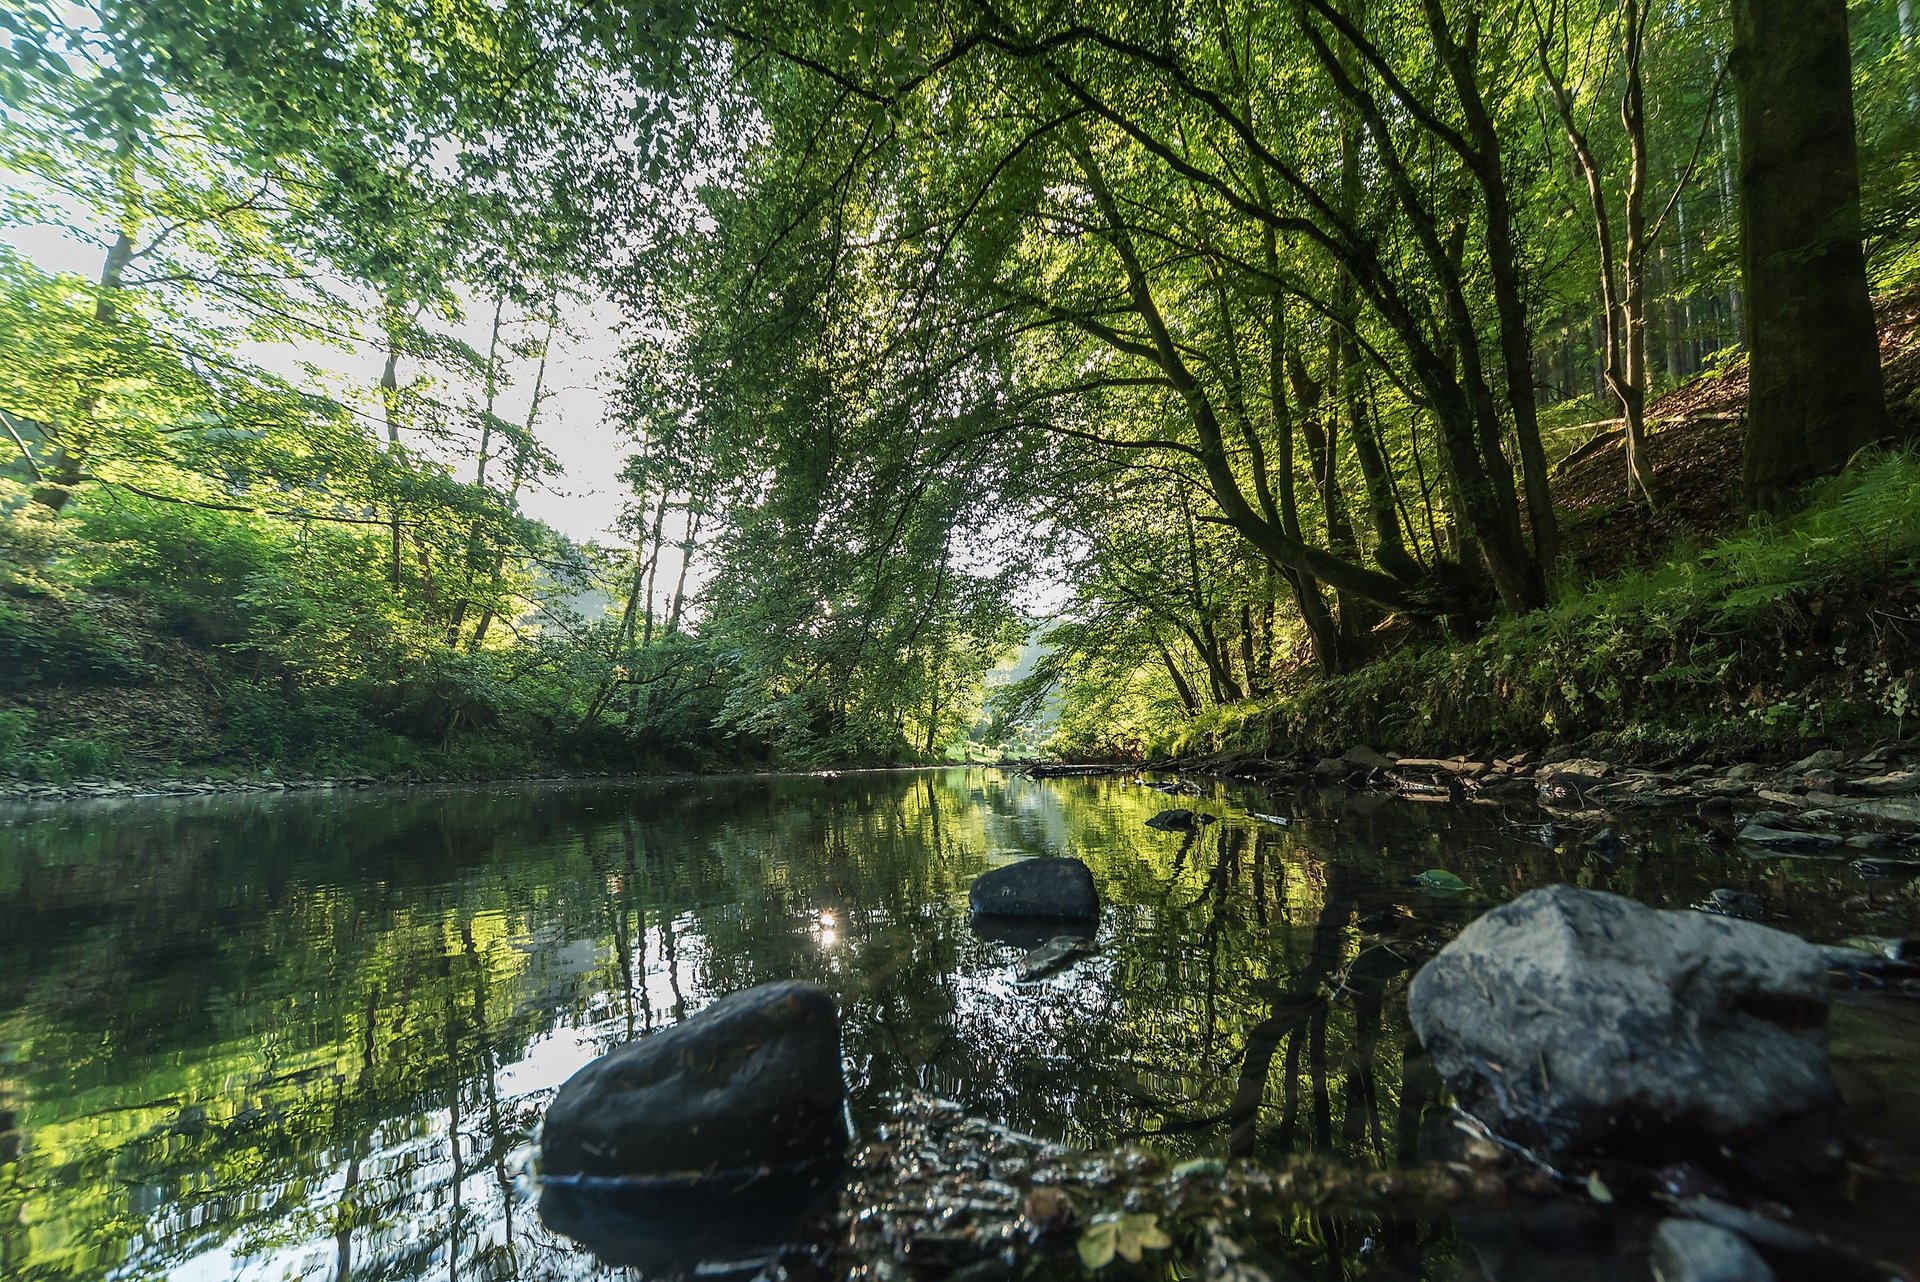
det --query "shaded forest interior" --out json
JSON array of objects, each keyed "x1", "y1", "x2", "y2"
[{"x1": 3, "y1": 0, "x2": 1920, "y2": 778}]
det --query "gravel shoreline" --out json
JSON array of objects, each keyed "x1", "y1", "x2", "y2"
[
  {"x1": 1031, "y1": 740, "x2": 1920, "y2": 847},
  {"x1": 0, "y1": 762, "x2": 963, "y2": 806}
]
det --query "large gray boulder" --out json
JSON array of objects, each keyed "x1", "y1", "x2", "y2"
[
  {"x1": 969, "y1": 856, "x2": 1099, "y2": 921},
  {"x1": 540, "y1": 980, "x2": 847, "y2": 1182},
  {"x1": 1650, "y1": 1220, "x2": 1775, "y2": 1282},
  {"x1": 1408, "y1": 886, "x2": 1839, "y2": 1181}
]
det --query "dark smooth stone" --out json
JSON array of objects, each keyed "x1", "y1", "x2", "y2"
[
  {"x1": 968, "y1": 856, "x2": 1099, "y2": 921},
  {"x1": 540, "y1": 980, "x2": 848, "y2": 1182}
]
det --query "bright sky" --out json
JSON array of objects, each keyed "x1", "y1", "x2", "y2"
[
  {"x1": 4, "y1": 218, "x2": 638, "y2": 548},
  {"x1": 435, "y1": 297, "x2": 636, "y2": 547}
]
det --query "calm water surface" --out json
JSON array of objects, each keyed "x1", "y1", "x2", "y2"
[{"x1": 3, "y1": 769, "x2": 1918, "y2": 1279}]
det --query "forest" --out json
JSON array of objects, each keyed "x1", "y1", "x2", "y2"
[{"x1": 3, "y1": 0, "x2": 1919, "y2": 779}]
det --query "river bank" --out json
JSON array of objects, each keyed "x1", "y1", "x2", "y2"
[
  {"x1": 21, "y1": 733, "x2": 1917, "y2": 828},
  {"x1": 0, "y1": 761, "x2": 961, "y2": 806},
  {"x1": 1028, "y1": 737, "x2": 1920, "y2": 850}
]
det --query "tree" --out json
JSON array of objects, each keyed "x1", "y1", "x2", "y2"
[
  {"x1": 1730, "y1": 0, "x2": 1894, "y2": 512},
  {"x1": 1533, "y1": 0, "x2": 1725, "y2": 506}
]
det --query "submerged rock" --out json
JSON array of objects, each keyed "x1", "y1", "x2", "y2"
[
  {"x1": 1144, "y1": 808, "x2": 1215, "y2": 831},
  {"x1": 836, "y1": 1091, "x2": 1505, "y2": 1279},
  {"x1": 1014, "y1": 934, "x2": 1099, "y2": 981},
  {"x1": 1408, "y1": 886, "x2": 1839, "y2": 1184},
  {"x1": 1537, "y1": 772, "x2": 1606, "y2": 807},
  {"x1": 1823, "y1": 796, "x2": 1920, "y2": 830},
  {"x1": 1736, "y1": 820, "x2": 1843, "y2": 851},
  {"x1": 1811, "y1": 937, "x2": 1920, "y2": 988},
  {"x1": 539, "y1": 980, "x2": 848, "y2": 1182},
  {"x1": 1694, "y1": 888, "x2": 1763, "y2": 919},
  {"x1": 1584, "y1": 827, "x2": 1624, "y2": 857},
  {"x1": 1650, "y1": 1219, "x2": 1775, "y2": 1282},
  {"x1": 969, "y1": 856, "x2": 1099, "y2": 921},
  {"x1": 1849, "y1": 857, "x2": 1920, "y2": 878},
  {"x1": 1473, "y1": 775, "x2": 1538, "y2": 802},
  {"x1": 539, "y1": 1170, "x2": 838, "y2": 1272},
  {"x1": 1839, "y1": 934, "x2": 1920, "y2": 961}
]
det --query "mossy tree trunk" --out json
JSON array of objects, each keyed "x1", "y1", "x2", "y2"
[{"x1": 1731, "y1": 0, "x2": 1893, "y2": 513}]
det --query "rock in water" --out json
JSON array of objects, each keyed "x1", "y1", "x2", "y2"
[
  {"x1": 1736, "y1": 821, "x2": 1842, "y2": 851},
  {"x1": 540, "y1": 980, "x2": 848, "y2": 1182},
  {"x1": 1408, "y1": 886, "x2": 1838, "y2": 1184},
  {"x1": 1144, "y1": 808, "x2": 1214, "y2": 831},
  {"x1": 1649, "y1": 1220, "x2": 1774, "y2": 1282},
  {"x1": 1694, "y1": 888, "x2": 1764, "y2": 919},
  {"x1": 1015, "y1": 935, "x2": 1098, "y2": 981},
  {"x1": 1343, "y1": 745, "x2": 1397, "y2": 772},
  {"x1": 1849, "y1": 857, "x2": 1920, "y2": 878},
  {"x1": 538, "y1": 1173, "x2": 837, "y2": 1271},
  {"x1": 969, "y1": 856, "x2": 1099, "y2": 921}
]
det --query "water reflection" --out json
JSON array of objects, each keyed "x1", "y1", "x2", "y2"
[{"x1": 0, "y1": 769, "x2": 1913, "y2": 1279}]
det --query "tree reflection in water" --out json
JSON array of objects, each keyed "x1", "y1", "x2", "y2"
[{"x1": 0, "y1": 770, "x2": 1887, "y2": 1279}]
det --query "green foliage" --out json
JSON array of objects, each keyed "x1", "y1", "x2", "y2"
[
  {"x1": 0, "y1": 599, "x2": 152, "y2": 687},
  {"x1": 1078, "y1": 1212, "x2": 1172, "y2": 1269},
  {"x1": 0, "y1": 479, "x2": 71, "y2": 591},
  {"x1": 1412, "y1": 869, "x2": 1469, "y2": 894},
  {"x1": 217, "y1": 682, "x2": 379, "y2": 767},
  {"x1": 1154, "y1": 453, "x2": 1920, "y2": 760},
  {"x1": 3, "y1": 0, "x2": 1914, "y2": 777},
  {"x1": 0, "y1": 706, "x2": 123, "y2": 781},
  {"x1": 0, "y1": 709, "x2": 33, "y2": 758}
]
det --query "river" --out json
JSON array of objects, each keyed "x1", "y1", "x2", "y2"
[{"x1": 2, "y1": 768, "x2": 1917, "y2": 1279}]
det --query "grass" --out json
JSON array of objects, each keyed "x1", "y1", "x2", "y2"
[{"x1": 1173, "y1": 451, "x2": 1920, "y2": 762}]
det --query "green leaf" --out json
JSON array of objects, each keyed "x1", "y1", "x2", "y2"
[
  {"x1": 1077, "y1": 1219, "x2": 1117, "y2": 1270},
  {"x1": 1079, "y1": 1213, "x2": 1170, "y2": 1269},
  {"x1": 1415, "y1": 869, "x2": 1469, "y2": 893}
]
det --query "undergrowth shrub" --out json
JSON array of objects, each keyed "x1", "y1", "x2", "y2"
[
  {"x1": 1161, "y1": 452, "x2": 1920, "y2": 760},
  {"x1": 0, "y1": 708, "x2": 125, "y2": 780},
  {"x1": 0, "y1": 600, "x2": 154, "y2": 687}
]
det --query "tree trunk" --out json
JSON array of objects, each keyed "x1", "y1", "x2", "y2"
[
  {"x1": 638, "y1": 491, "x2": 670, "y2": 653},
  {"x1": 1618, "y1": 0, "x2": 1655, "y2": 504},
  {"x1": 1347, "y1": 380, "x2": 1420, "y2": 582},
  {"x1": 379, "y1": 297, "x2": 407, "y2": 589},
  {"x1": 1238, "y1": 602, "x2": 1262, "y2": 697},
  {"x1": 1539, "y1": 1, "x2": 1655, "y2": 505},
  {"x1": 1066, "y1": 130, "x2": 1421, "y2": 617},
  {"x1": 445, "y1": 296, "x2": 509, "y2": 645},
  {"x1": 582, "y1": 538, "x2": 650, "y2": 728},
  {"x1": 664, "y1": 504, "x2": 703, "y2": 635},
  {"x1": 36, "y1": 204, "x2": 134, "y2": 511},
  {"x1": 1731, "y1": 0, "x2": 1893, "y2": 512},
  {"x1": 1420, "y1": 0, "x2": 1559, "y2": 565},
  {"x1": 466, "y1": 302, "x2": 557, "y2": 650},
  {"x1": 1900, "y1": 0, "x2": 1920, "y2": 116},
  {"x1": 1156, "y1": 638, "x2": 1201, "y2": 715},
  {"x1": 1258, "y1": 211, "x2": 1345, "y2": 673}
]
